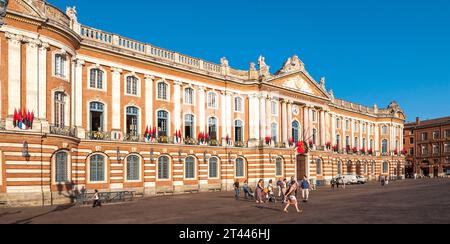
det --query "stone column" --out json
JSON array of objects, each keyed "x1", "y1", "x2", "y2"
[
  {"x1": 287, "y1": 101, "x2": 293, "y2": 142},
  {"x1": 198, "y1": 86, "x2": 206, "y2": 134},
  {"x1": 320, "y1": 110, "x2": 326, "y2": 146},
  {"x1": 331, "y1": 114, "x2": 336, "y2": 146},
  {"x1": 226, "y1": 91, "x2": 233, "y2": 141},
  {"x1": 309, "y1": 107, "x2": 313, "y2": 141},
  {"x1": 111, "y1": 68, "x2": 122, "y2": 132},
  {"x1": 350, "y1": 119, "x2": 355, "y2": 148},
  {"x1": 375, "y1": 124, "x2": 380, "y2": 154},
  {"x1": 342, "y1": 117, "x2": 346, "y2": 149},
  {"x1": 221, "y1": 91, "x2": 227, "y2": 144},
  {"x1": 281, "y1": 100, "x2": 288, "y2": 144},
  {"x1": 359, "y1": 122, "x2": 363, "y2": 150},
  {"x1": 259, "y1": 94, "x2": 266, "y2": 140},
  {"x1": 248, "y1": 94, "x2": 260, "y2": 145},
  {"x1": 265, "y1": 96, "x2": 271, "y2": 137},
  {"x1": 145, "y1": 75, "x2": 154, "y2": 129},
  {"x1": 25, "y1": 39, "x2": 39, "y2": 116},
  {"x1": 173, "y1": 81, "x2": 182, "y2": 137},
  {"x1": 38, "y1": 43, "x2": 49, "y2": 121},
  {"x1": 367, "y1": 123, "x2": 371, "y2": 149},
  {"x1": 303, "y1": 106, "x2": 308, "y2": 140},
  {"x1": 74, "y1": 59, "x2": 85, "y2": 138},
  {"x1": 6, "y1": 33, "x2": 22, "y2": 115},
  {"x1": 400, "y1": 126, "x2": 404, "y2": 151}
]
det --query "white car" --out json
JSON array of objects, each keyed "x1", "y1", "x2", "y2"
[
  {"x1": 356, "y1": 175, "x2": 367, "y2": 184},
  {"x1": 335, "y1": 174, "x2": 358, "y2": 185}
]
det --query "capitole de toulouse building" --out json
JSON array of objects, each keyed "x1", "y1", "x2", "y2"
[{"x1": 0, "y1": 0, "x2": 406, "y2": 206}]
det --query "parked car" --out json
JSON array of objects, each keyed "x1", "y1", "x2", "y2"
[
  {"x1": 356, "y1": 175, "x2": 367, "y2": 184},
  {"x1": 334, "y1": 174, "x2": 358, "y2": 185}
]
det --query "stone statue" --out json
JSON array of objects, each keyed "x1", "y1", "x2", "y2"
[
  {"x1": 258, "y1": 55, "x2": 270, "y2": 78},
  {"x1": 249, "y1": 62, "x2": 256, "y2": 71},
  {"x1": 66, "y1": 6, "x2": 78, "y2": 22},
  {"x1": 320, "y1": 77, "x2": 326, "y2": 88},
  {"x1": 329, "y1": 89, "x2": 334, "y2": 99},
  {"x1": 220, "y1": 57, "x2": 229, "y2": 67}
]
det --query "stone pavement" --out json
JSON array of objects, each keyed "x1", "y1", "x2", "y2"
[{"x1": 0, "y1": 178, "x2": 449, "y2": 224}]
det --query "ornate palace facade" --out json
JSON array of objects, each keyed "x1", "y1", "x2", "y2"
[{"x1": 0, "y1": 0, "x2": 406, "y2": 206}]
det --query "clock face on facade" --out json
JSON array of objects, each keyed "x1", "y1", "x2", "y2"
[{"x1": 293, "y1": 105, "x2": 299, "y2": 116}]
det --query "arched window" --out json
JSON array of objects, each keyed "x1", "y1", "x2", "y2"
[
  {"x1": 55, "y1": 151, "x2": 68, "y2": 183},
  {"x1": 276, "y1": 157, "x2": 283, "y2": 176},
  {"x1": 184, "y1": 114, "x2": 195, "y2": 139},
  {"x1": 126, "y1": 155, "x2": 140, "y2": 181},
  {"x1": 234, "y1": 97, "x2": 243, "y2": 112},
  {"x1": 347, "y1": 161, "x2": 353, "y2": 174},
  {"x1": 370, "y1": 139, "x2": 374, "y2": 150},
  {"x1": 346, "y1": 136, "x2": 350, "y2": 147},
  {"x1": 126, "y1": 76, "x2": 138, "y2": 95},
  {"x1": 207, "y1": 92, "x2": 217, "y2": 108},
  {"x1": 235, "y1": 120, "x2": 243, "y2": 142},
  {"x1": 271, "y1": 123, "x2": 278, "y2": 142},
  {"x1": 90, "y1": 68, "x2": 104, "y2": 89},
  {"x1": 157, "y1": 82, "x2": 168, "y2": 100},
  {"x1": 209, "y1": 157, "x2": 219, "y2": 178},
  {"x1": 312, "y1": 129, "x2": 317, "y2": 145},
  {"x1": 55, "y1": 54, "x2": 66, "y2": 77},
  {"x1": 90, "y1": 154, "x2": 105, "y2": 182},
  {"x1": 89, "y1": 102, "x2": 104, "y2": 132},
  {"x1": 383, "y1": 162, "x2": 389, "y2": 174},
  {"x1": 158, "y1": 156, "x2": 170, "y2": 179},
  {"x1": 292, "y1": 121, "x2": 300, "y2": 143},
  {"x1": 157, "y1": 110, "x2": 169, "y2": 137},
  {"x1": 54, "y1": 92, "x2": 66, "y2": 128},
  {"x1": 184, "y1": 87, "x2": 194, "y2": 104},
  {"x1": 185, "y1": 156, "x2": 196, "y2": 179},
  {"x1": 382, "y1": 139, "x2": 388, "y2": 154},
  {"x1": 208, "y1": 117, "x2": 217, "y2": 140},
  {"x1": 316, "y1": 159, "x2": 322, "y2": 175},
  {"x1": 356, "y1": 161, "x2": 361, "y2": 175},
  {"x1": 337, "y1": 161, "x2": 342, "y2": 175},
  {"x1": 354, "y1": 137, "x2": 358, "y2": 149},
  {"x1": 235, "y1": 158, "x2": 245, "y2": 178},
  {"x1": 126, "y1": 106, "x2": 139, "y2": 135},
  {"x1": 362, "y1": 138, "x2": 366, "y2": 149}
]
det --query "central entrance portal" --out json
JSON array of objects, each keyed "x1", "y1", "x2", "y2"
[{"x1": 296, "y1": 154, "x2": 307, "y2": 180}]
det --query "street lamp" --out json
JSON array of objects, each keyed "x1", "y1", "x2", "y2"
[{"x1": 0, "y1": 0, "x2": 9, "y2": 27}]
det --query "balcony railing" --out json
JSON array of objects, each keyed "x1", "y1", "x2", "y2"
[
  {"x1": 86, "y1": 131, "x2": 111, "y2": 141},
  {"x1": 50, "y1": 125, "x2": 77, "y2": 137}
]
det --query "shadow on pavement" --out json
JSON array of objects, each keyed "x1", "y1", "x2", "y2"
[{"x1": 10, "y1": 204, "x2": 75, "y2": 224}]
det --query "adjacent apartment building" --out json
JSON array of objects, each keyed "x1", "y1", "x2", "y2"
[
  {"x1": 0, "y1": 0, "x2": 406, "y2": 206},
  {"x1": 404, "y1": 117, "x2": 450, "y2": 177}
]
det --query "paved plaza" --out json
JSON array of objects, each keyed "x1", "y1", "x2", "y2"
[{"x1": 0, "y1": 178, "x2": 449, "y2": 224}]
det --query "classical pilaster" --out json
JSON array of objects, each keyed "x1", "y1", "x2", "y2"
[
  {"x1": 367, "y1": 123, "x2": 371, "y2": 149},
  {"x1": 350, "y1": 119, "x2": 355, "y2": 148},
  {"x1": 111, "y1": 67, "x2": 122, "y2": 131},
  {"x1": 198, "y1": 86, "x2": 206, "y2": 134},
  {"x1": 173, "y1": 81, "x2": 182, "y2": 136},
  {"x1": 259, "y1": 94, "x2": 266, "y2": 139},
  {"x1": 359, "y1": 122, "x2": 363, "y2": 150},
  {"x1": 74, "y1": 59, "x2": 85, "y2": 138},
  {"x1": 38, "y1": 42, "x2": 49, "y2": 121},
  {"x1": 320, "y1": 110, "x2": 325, "y2": 146},
  {"x1": 145, "y1": 75, "x2": 154, "y2": 129},
  {"x1": 281, "y1": 100, "x2": 288, "y2": 144},
  {"x1": 6, "y1": 33, "x2": 23, "y2": 115},
  {"x1": 342, "y1": 117, "x2": 346, "y2": 149},
  {"x1": 400, "y1": 126, "x2": 404, "y2": 151},
  {"x1": 375, "y1": 124, "x2": 380, "y2": 154}
]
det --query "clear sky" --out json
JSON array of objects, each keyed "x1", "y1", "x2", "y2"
[{"x1": 52, "y1": 0, "x2": 450, "y2": 122}]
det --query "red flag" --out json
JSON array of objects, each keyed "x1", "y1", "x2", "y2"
[{"x1": 205, "y1": 132, "x2": 209, "y2": 140}]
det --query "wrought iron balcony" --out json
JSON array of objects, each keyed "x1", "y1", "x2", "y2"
[
  {"x1": 86, "y1": 131, "x2": 111, "y2": 141},
  {"x1": 124, "y1": 133, "x2": 143, "y2": 142},
  {"x1": 49, "y1": 125, "x2": 77, "y2": 137}
]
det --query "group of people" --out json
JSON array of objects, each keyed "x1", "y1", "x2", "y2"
[{"x1": 233, "y1": 176, "x2": 313, "y2": 213}]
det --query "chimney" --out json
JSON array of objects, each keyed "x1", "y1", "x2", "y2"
[{"x1": 416, "y1": 117, "x2": 420, "y2": 125}]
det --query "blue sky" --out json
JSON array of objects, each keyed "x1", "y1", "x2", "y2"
[{"x1": 53, "y1": 0, "x2": 450, "y2": 122}]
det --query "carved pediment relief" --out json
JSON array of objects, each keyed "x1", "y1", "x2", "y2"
[{"x1": 283, "y1": 75, "x2": 314, "y2": 94}]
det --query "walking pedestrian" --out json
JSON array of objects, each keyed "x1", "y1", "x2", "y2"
[
  {"x1": 277, "y1": 178, "x2": 283, "y2": 197},
  {"x1": 233, "y1": 180, "x2": 240, "y2": 199},
  {"x1": 243, "y1": 180, "x2": 254, "y2": 199},
  {"x1": 283, "y1": 178, "x2": 302, "y2": 213},
  {"x1": 92, "y1": 189, "x2": 101, "y2": 208},
  {"x1": 331, "y1": 178, "x2": 335, "y2": 189},
  {"x1": 385, "y1": 176, "x2": 389, "y2": 185},
  {"x1": 255, "y1": 179, "x2": 265, "y2": 203},
  {"x1": 267, "y1": 180, "x2": 275, "y2": 202},
  {"x1": 300, "y1": 176, "x2": 310, "y2": 202},
  {"x1": 380, "y1": 175, "x2": 385, "y2": 186}
]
